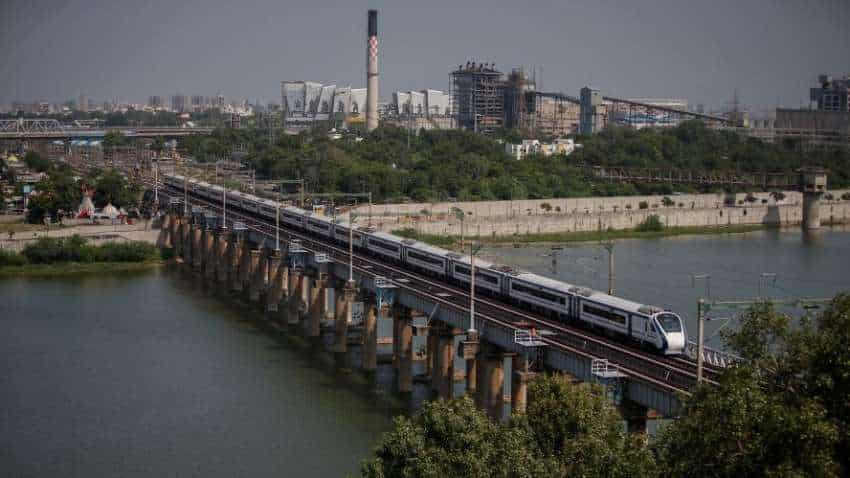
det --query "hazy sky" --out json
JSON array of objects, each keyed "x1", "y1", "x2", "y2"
[{"x1": 2, "y1": 0, "x2": 848, "y2": 112}]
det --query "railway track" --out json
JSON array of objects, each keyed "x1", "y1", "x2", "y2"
[{"x1": 156, "y1": 182, "x2": 721, "y2": 393}]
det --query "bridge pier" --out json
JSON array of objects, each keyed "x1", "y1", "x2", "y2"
[
  {"x1": 216, "y1": 231, "x2": 231, "y2": 284},
  {"x1": 265, "y1": 251, "x2": 284, "y2": 312},
  {"x1": 459, "y1": 330, "x2": 480, "y2": 398},
  {"x1": 800, "y1": 168, "x2": 828, "y2": 230},
  {"x1": 621, "y1": 401, "x2": 654, "y2": 436},
  {"x1": 191, "y1": 225, "x2": 203, "y2": 273},
  {"x1": 156, "y1": 213, "x2": 172, "y2": 249},
  {"x1": 168, "y1": 214, "x2": 178, "y2": 252},
  {"x1": 394, "y1": 306, "x2": 413, "y2": 394},
  {"x1": 305, "y1": 274, "x2": 326, "y2": 337},
  {"x1": 248, "y1": 249, "x2": 265, "y2": 302},
  {"x1": 179, "y1": 220, "x2": 191, "y2": 264},
  {"x1": 362, "y1": 301, "x2": 378, "y2": 372},
  {"x1": 479, "y1": 350, "x2": 509, "y2": 420},
  {"x1": 285, "y1": 268, "x2": 302, "y2": 325},
  {"x1": 511, "y1": 354, "x2": 534, "y2": 415},
  {"x1": 435, "y1": 329, "x2": 460, "y2": 400},
  {"x1": 205, "y1": 230, "x2": 220, "y2": 280}
]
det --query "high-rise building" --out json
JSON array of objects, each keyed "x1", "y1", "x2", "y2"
[
  {"x1": 77, "y1": 94, "x2": 89, "y2": 112},
  {"x1": 811, "y1": 74, "x2": 850, "y2": 112},
  {"x1": 579, "y1": 86, "x2": 604, "y2": 135},
  {"x1": 148, "y1": 96, "x2": 165, "y2": 109},
  {"x1": 171, "y1": 94, "x2": 189, "y2": 113}
]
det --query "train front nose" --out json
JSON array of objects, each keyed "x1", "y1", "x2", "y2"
[{"x1": 665, "y1": 333, "x2": 686, "y2": 355}]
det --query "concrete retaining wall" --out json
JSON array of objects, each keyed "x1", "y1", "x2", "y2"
[{"x1": 356, "y1": 190, "x2": 850, "y2": 237}]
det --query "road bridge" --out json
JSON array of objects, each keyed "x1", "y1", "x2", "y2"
[
  {"x1": 0, "y1": 118, "x2": 213, "y2": 139},
  {"x1": 150, "y1": 178, "x2": 733, "y2": 426}
]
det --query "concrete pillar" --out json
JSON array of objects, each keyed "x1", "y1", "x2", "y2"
[
  {"x1": 265, "y1": 252, "x2": 283, "y2": 312},
  {"x1": 306, "y1": 276, "x2": 325, "y2": 337},
  {"x1": 180, "y1": 221, "x2": 191, "y2": 264},
  {"x1": 248, "y1": 250, "x2": 262, "y2": 301},
  {"x1": 298, "y1": 274, "x2": 310, "y2": 323},
  {"x1": 229, "y1": 239, "x2": 244, "y2": 291},
  {"x1": 157, "y1": 213, "x2": 172, "y2": 248},
  {"x1": 485, "y1": 353, "x2": 505, "y2": 420},
  {"x1": 511, "y1": 355, "x2": 534, "y2": 415},
  {"x1": 459, "y1": 330, "x2": 480, "y2": 398},
  {"x1": 475, "y1": 353, "x2": 489, "y2": 410},
  {"x1": 396, "y1": 308, "x2": 413, "y2": 394},
  {"x1": 236, "y1": 241, "x2": 252, "y2": 292},
  {"x1": 362, "y1": 303, "x2": 378, "y2": 372},
  {"x1": 333, "y1": 285, "x2": 354, "y2": 355},
  {"x1": 286, "y1": 269, "x2": 302, "y2": 325},
  {"x1": 217, "y1": 231, "x2": 232, "y2": 284},
  {"x1": 171, "y1": 217, "x2": 182, "y2": 256},
  {"x1": 803, "y1": 193, "x2": 822, "y2": 229},
  {"x1": 191, "y1": 225, "x2": 203, "y2": 272},
  {"x1": 428, "y1": 329, "x2": 439, "y2": 389},
  {"x1": 168, "y1": 214, "x2": 178, "y2": 251},
  {"x1": 202, "y1": 228, "x2": 215, "y2": 277},
  {"x1": 204, "y1": 230, "x2": 220, "y2": 280},
  {"x1": 437, "y1": 333, "x2": 455, "y2": 400}
]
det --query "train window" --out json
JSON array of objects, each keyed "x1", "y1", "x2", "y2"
[
  {"x1": 455, "y1": 265, "x2": 498, "y2": 284},
  {"x1": 408, "y1": 251, "x2": 444, "y2": 265},
  {"x1": 371, "y1": 239, "x2": 399, "y2": 252},
  {"x1": 310, "y1": 221, "x2": 330, "y2": 230},
  {"x1": 656, "y1": 313, "x2": 682, "y2": 332},
  {"x1": 513, "y1": 283, "x2": 565, "y2": 304},
  {"x1": 582, "y1": 304, "x2": 626, "y2": 325}
]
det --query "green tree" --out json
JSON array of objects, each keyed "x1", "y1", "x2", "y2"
[
  {"x1": 521, "y1": 375, "x2": 657, "y2": 478},
  {"x1": 90, "y1": 168, "x2": 136, "y2": 209},
  {"x1": 103, "y1": 130, "x2": 130, "y2": 148},
  {"x1": 361, "y1": 396, "x2": 547, "y2": 478},
  {"x1": 655, "y1": 299, "x2": 850, "y2": 477},
  {"x1": 23, "y1": 151, "x2": 50, "y2": 172}
]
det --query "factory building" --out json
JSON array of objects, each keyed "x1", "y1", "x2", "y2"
[
  {"x1": 811, "y1": 74, "x2": 850, "y2": 112},
  {"x1": 281, "y1": 81, "x2": 368, "y2": 129},
  {"x1": 450, "y1": 62, "x2": 506, "y2": 134}
]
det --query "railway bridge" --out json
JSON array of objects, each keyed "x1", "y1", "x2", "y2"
[{"x1": 151, "y1": 179, "x2": 732, "y2": 431}]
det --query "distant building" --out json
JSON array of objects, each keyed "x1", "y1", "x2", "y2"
[
  {"x1": 579, "y1": 87, "x2": 605, "y2": 135},
  {"x1": 147, "y1": 96, "x2": 165, "y2": 109},
  {"x1": 77, "y1": 94, "x2": 89, "y2": 112},
  {"x1": 171, "y1": 94, "x2": 189, "y2": 113},
  {"x1": 811, "y1": 74, "x2": 850, "y2": 112},
  {"x1": 505, "y1": 138, "x2": 578, "y2": 160},
  {"x1": 281, "y1": 81, "x2": 367, "y2": 129},
  {"x1": 450, "y1": 62, "x2": 505, "y2": 134}
]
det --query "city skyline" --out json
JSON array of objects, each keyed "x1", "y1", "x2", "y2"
[{"x1": 2, "y1": 0, "x2": 849, "y2": 113}]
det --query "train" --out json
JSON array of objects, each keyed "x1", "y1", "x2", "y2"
[{"x1": 163, "y1": 173, "x2": 687, "y2": 355}]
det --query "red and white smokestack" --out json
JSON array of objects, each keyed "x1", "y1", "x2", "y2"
[{"x1": 366, "y1": 9, "x2": 379, "y2": 131}]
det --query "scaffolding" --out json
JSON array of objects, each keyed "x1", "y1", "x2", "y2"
[{"x1": 450, "y1": 62, "x2": 505, "y2": 134}]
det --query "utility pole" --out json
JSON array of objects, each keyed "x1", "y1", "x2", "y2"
[
  {"x1": 601, "y1": 240, "x2": 614, "y2": 295},
  {"x1": 275, "y1": 201, "x2": 280, "y2": 251},
  {"x1": 349, "y1": 208, "x2": 358, "y2": 285},
  {"x1": 697, "y1": 298, "x2": 705, "y2": 383},
  {"x1": 452, "y1": 207, "x2": 465, "y2": 249}
]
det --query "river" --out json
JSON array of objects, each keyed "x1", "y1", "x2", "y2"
[
  {"x1": 0, "y1": 268, "x2": 394, "y2": 477},
  {"x1": 481, "y1": 226, "x2": 850, "y2": 349},
  {"x1": 2, "y1": 227, "x2": 849, "y2": 477}
]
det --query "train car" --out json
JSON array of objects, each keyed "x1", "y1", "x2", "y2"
[
  {"x1": 364, "y1": 231, "x2": 404, "y2": 263},
  {"x1": 334, "y1": 221, "x2": 367, "y2": 249},
  {"x1": 403, "y1": 240, "x2": 450, "y2": 277},
  {"x1": 256, "y1": 198, "x2": 278, "y2": 221},
  {"x1": 281, "y1": 206, "x2": 308, "y2": 230},
  {"x1": 305, "y1": 213, "x2": 334, "y2": 240},
  {"x1": 576, "y1": 293, "x2": 686, "y2": 355},
  {"x1": 447, "y1": 254, "x2": 505, "y2": 295},
  {"x1": 507, "y1": 272, "x2": 574, "y2": 320}
]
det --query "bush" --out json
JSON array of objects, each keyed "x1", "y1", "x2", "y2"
[
  {"x1": 662, "y1": 196, "x2": 675, "y2": 207},
  {"x1": 842, "y1": 192, "x2": 850, "y2": 201},
  {"x1": 636, "y1": 214, "x2": 664, "y2": 232},
  {"x1": 638, "y1": 201, "x2": 649, "y2": 210},
  {"x1": 21, "y1": 236, "x2": 156, "y2": 264},
  {"x1": 0, "y1": 249, "x2": 27, "y2": 267}
]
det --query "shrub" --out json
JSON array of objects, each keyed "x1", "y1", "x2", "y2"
[
  {"x1": 638, "y1": 201, "x2": 649, "y2": 210},
  {"x1": 842, "y1": 192, "x2": 850, "y2": 201},
  {"x1": 745, "y1": 193, "x2": 757, "y2": 203},
  {"x1": 93, "y1": 241, "x2": 158, "y2": 262},
  {"x1": 636, "y1": 214, "x2": 664, "y2": 232},
  {"x1": 662, "y1": 196, "x2": 675, "y2": 207},
  {"x1": 770, "y1": 191, "x2": 787, "y2": 201},
  {"x1": 21, "y1": 236, "x2": 155, "y2": 264},
  {"x1": 0, "y1": 249, "x2": 27, "y2": 267}
]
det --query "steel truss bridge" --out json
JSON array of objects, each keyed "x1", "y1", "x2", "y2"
[
  {"x1": 588, "y1": 165, "x2": 798, "y2": 188},
  {"x1": 0, "y1": 118, "x2": 213, "y2": 139},
  {"x1": 148, "y1": 179, "x2": 738, "y2": 416}
]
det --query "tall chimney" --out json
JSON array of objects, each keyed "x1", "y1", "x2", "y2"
[{"x1": 366, "y1": 9, "x2": 379, "y2": 131}]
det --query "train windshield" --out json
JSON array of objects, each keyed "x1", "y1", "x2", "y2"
[{"x1": 656, "y1": 313, "x2": 682, "y2": 333}]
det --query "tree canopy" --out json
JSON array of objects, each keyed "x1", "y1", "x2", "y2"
[{"x1": 179, "y1": 122, "x2": 850, "y2": 203}]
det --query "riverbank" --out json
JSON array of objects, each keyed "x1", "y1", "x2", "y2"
[
  {"x1": 0, "y1": 260, "x2": 165, "y2": 278},
  {"x1": 395, "y1": 223, "x2": 767, "y2": 250}
]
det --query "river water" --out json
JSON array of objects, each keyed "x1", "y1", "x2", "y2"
[
  {"x1": 481, "y1": 226, "x2": 850, "y2": 349},
  {"x1": 2, "y1": 227, "x2": 849, "y2": 477},
  {"x1": 0, "y1": 269, "x2": 394, "y2": 478}
]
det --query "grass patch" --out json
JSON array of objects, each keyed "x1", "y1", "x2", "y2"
[
  {"x1": 0, "y1": 260, "x2": 164, "y2": 278},
  {"x1": 0, "y1": 222, "x2": 52, "y2": 234},
  {"x1": 395, "y1": 224, "x2": 766, "y2": 249}
]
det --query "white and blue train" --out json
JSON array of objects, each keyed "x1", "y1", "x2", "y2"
[{"x1": 163, "y1": 173, "x2": 687, "y2": 355}]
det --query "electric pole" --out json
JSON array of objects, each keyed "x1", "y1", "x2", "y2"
[{"x1": 601, "y1": 240, "x2": 614, "y2": 295}]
